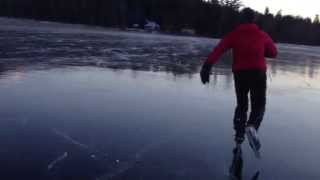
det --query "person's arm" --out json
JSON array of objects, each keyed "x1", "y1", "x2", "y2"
[
  {"x1": 206, "y1": 34, "x2": 233, "y2": 65},
  {"x1": 200, "y1": 33, "x2": 233, "y2": 84},
  {"x1": 264, "y1": 33, "x2": 277, "y2": 58}
]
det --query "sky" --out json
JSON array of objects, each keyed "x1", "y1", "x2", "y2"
[{"x1": 242, "y1": 0, "x2": 320, "y2": 19}]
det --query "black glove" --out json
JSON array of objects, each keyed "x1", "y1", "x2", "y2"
[{"x1": 200, "y1": 63, "x2": 212, "y2": 84}]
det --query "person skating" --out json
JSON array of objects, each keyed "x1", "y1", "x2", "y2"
[{"x1": 200, "y1": 8, "x2": 277, "y2": 158}]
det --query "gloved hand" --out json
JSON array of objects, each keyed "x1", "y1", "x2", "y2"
[{"x1": 200, "y1": 63, "x2": 212, "y2": 84}]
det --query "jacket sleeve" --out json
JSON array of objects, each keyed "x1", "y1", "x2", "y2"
[
  {"x1": 264, "y1": 33, "x2": 277, "y2": 58},
  {"x1": 205, "y1": 33, "x2": 233, "y2": 65}
]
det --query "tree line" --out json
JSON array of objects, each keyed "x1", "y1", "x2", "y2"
[{"x1": 1, "y1": 0, "x2": 320, "y2": 45}]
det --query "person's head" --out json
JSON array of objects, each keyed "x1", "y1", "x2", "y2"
[{"x1": 240, "y1": 8, "x2": 256, "y2": 24}]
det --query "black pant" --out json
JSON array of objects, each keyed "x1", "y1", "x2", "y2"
[{"x1": 233, "y1": 70, "x2": 267, "y2": 140}]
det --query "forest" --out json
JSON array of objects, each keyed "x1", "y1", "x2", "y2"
[{"x1": 1, "y1": 0, "x2": 320, "y2": 45}]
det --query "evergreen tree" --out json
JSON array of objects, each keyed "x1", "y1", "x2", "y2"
[
  {"x1": 264, "y1": 7, "x2": 270, "y2": 15},
  {"x1": 314, "y1": 14, "x2": 320, "y2": 24}
]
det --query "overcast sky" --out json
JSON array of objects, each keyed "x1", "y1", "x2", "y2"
[{"x1": 242, "y1": 0, "x2": 320, "y2": 18}]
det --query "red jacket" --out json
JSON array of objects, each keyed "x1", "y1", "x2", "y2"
[{"x1": 205, "y1": 24, "x2": 277, "y2": 72}]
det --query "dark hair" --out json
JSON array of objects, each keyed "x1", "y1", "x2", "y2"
[{"x1": 240, "y1": 8, "x2": 255, "y2": 23}]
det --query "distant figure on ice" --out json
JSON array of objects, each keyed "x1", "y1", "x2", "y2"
[{"x1": 200, "y1": 8, "x2": 277, "y2": 157}]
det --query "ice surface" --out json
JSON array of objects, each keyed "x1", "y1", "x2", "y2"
[
  {"x1": 53, "y1": 129, "x2": 90, "y2": 150},
  {"x1": 0, "y1": 17, "x2": 216, "y2": 74},
  {"x1": 48, "y1": 152, "x2": 68, "y2": 170},
  {"x1": 1, "y1": 17, "x2": 320, "y2": 180}
]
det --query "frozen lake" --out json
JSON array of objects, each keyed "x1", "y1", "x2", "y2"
[{"x1": 1, "y1": 18, "x2": 320, "y2": 180}]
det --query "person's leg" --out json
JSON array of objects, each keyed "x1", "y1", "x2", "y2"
[
  {"x1": 233, "y1": 72, "x2": 250, "y2": 143},
  {"x1": 248, "y1": 71, "x2": 267, "y2": 131}
]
